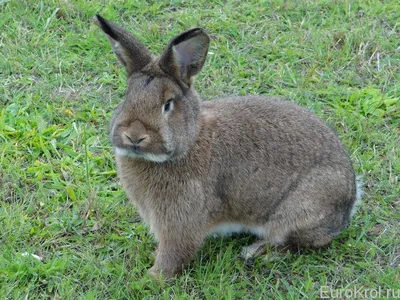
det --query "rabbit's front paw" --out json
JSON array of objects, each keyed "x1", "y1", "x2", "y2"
[
  {"x1": 148, "y1": 265, "x2": 177, "y2": 280},
  {"x1": 148, "y1": 266, "x2": 161, "y2": 280}
]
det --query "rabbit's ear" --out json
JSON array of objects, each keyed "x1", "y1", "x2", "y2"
[
  {"x1": 159, "y1": 28, "x2": 210, "y2": 86},
  {"x1": 93, "y1": 15, "x2": 152, "y2": 75}
]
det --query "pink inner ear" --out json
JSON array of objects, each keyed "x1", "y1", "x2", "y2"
[{"x1": 173, "y1": 39, "x2": 199, "y2": 66}]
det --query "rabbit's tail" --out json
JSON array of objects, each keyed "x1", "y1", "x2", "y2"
[{"x1": 350, "y1": 175, "x2": 364, "y2": 218}]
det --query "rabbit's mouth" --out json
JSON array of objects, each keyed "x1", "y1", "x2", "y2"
[{"x1": 114, "y1": 147, "x2": 170, "y2": 163}]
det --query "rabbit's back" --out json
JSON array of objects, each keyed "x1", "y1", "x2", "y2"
[{"x1": 203, "y1": 96, "x2": 353, "y2": 173}]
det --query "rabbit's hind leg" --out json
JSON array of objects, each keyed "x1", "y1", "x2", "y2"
[
  {"x1": 266, "y1": 167, "x2": 355, "y2": 249},
  {"x1": 286, "y1": 217, "x2": 344, "y2": 248}
]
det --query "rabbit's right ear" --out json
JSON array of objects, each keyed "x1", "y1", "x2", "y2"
[
  {"x1": 93, "y1": 15, "x2": 152, "y2": 75},
  {"x1": 159, "y1": 28, "x2": 210, "y2": 87}
]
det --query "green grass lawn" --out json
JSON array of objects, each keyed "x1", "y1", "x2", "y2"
[{"x1": 1, "y1": 0, "x2": 399, "y2": 298}]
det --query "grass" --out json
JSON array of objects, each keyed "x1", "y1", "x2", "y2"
[{"x1": 1, "y1": 0, "x2": 399, "y2": 298}]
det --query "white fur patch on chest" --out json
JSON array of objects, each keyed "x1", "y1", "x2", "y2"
[
  {"x1": 115, "y1": 147, "x2": 139, "y2": 158},
  {"x1": 115, "y1": 147, "x2": 169, "y2": 163},
  {"x1": 142, "y1": 152, "x2": 169, "y2": 163}
]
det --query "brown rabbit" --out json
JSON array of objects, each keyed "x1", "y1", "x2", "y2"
[{"x1": 93, "y1": 15, "x2": 361, "y2": 279}]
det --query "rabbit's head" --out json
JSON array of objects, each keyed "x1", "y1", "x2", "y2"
[{"x1": 94, "y1": 15, "x2": 210, "y2": 162}]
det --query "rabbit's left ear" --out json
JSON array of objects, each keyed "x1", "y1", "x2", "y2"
[
  {"x1": 93, "y1": 15, "x2": 152, "y2": 75},
  {"x1": 159, "y1": 28, "x2": 210, "y2": 87}
]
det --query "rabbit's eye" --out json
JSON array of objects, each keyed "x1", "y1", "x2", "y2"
[{"x1": 163, "y1": 99, "x2": 174, "y2": 114}]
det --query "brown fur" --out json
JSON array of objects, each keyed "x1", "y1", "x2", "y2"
[{"x1": 93, "y1": 15, "x2": 358, "y2": 279}]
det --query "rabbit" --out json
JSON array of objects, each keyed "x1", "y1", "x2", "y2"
[{"x1": 93, "y1": 15, "x2": 361, "y2": 279}]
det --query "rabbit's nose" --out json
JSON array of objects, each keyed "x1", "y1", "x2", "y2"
[
  {"x1": 124, "y1": 133, "x2": 148, "y2": 147},
  {"x1": 131, "y1": 136, "x2": 149, "y2": 153},
  {"x1": 133, "y1": 136, "x2": 146, "y2": 145}
]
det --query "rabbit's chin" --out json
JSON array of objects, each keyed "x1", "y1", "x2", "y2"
[{"x1": 114, "y1": 147, "x2": 170, "y2": 163}]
